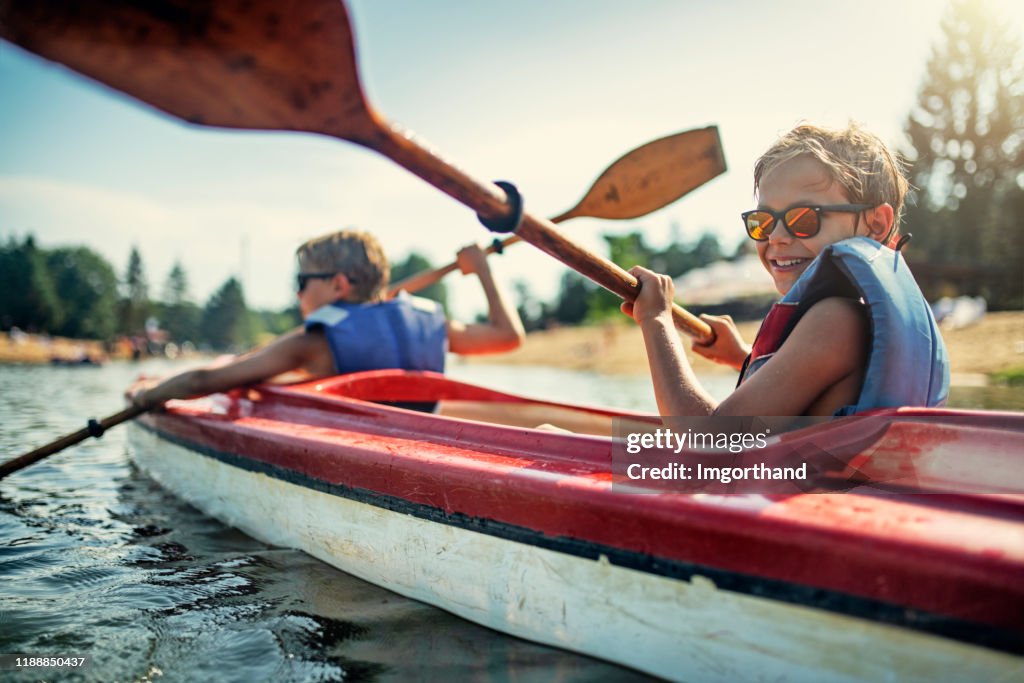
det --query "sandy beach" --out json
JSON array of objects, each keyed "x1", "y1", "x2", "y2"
[
  {"x1": 0, "y1": 332, "x2": 110, "y2": 365},
  {"x1": 462, "y1": 311, "x2": 1024, "y2": 382},
  {"x1": 3, "y1": 311, "x2": 1021, "y2": 383}
]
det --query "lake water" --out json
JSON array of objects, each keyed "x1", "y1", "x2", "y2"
[{"x1": 1, "y1": 360, "x2": 1021, "y2": 682}]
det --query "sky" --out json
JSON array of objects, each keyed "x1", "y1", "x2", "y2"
[{"x1": 1, "y1": 0, "x2": 1022, "y2": 320}]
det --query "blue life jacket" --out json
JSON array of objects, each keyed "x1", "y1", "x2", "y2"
[
  {"x1": 304, "y1": 291, "x2": 448, "y2": 374},
  {"x1": 738, "y1": 237, "x2": 949, "y2": 415}
]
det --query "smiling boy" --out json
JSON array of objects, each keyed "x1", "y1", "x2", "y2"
[
  {"x1": 623, "y1": 123, "x2": 949, "y2": 417},
  {"x1": 131, "y1": 230, "x2": 524, "y2": 408}
]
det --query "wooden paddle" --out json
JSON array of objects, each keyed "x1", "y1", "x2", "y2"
[
  {"x1": 0, "y1": 405, "x2": 147, "y2": 480},
  {"x1": 387, "y1": 126, "x2": 725, "y2": 297},
  {"x1": 0, "y1": 0, "x2": 718, "y2": 342}
]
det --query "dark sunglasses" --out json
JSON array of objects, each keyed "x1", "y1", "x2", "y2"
[
  {"x1": 296, "y1": 272, "x2": 336, "y2": 293},
  {"x1": 741, "y1": 204, "x2": 872, "y2": 241}
]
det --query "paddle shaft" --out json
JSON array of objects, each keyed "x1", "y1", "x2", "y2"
[
  {"x1": 0, "y1": 405, "x2": 148, "y2": 480},
  {"x1": 386, "y1": 126, "x2": 725, "y2": 298},
  {"x1": 0, "y1": 0, "x2": 713, "y2": 341},
  {"x1": 350, "y1": 122, "x2": 714, "y2": 342},
  {"x1": 387, "y1": 224, "x2": 563, "y2": 298}
]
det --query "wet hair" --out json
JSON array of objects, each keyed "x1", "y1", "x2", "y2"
[
  {"x1": 296, "y1": 229, "x2": 389, "y2": 302},
  {"x1": 754, "y1": 122, "x2": 910, "y2": 242}
]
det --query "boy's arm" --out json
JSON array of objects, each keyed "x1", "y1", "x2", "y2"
[
  {"x1": 131, "y1": 328, "x2": 332, "y2": 408},
  {"x1": 715, "y1": 297, "x2": 868, "y2": 416},
  {"x1": 626, "y1": 266, "x2": 866, "y2": 417},
  {"x1": 636, "y1": 313, "x2": 719, "y2": 416},
  {"x1": 624, "y1": 267, "x2": 717, "y2": 415},
  {"x1": 447, "y1": 245, "x2": 526, "y2": 355}
]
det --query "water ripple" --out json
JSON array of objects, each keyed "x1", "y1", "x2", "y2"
[{"x1": 0, "y1": 361, "x2": 662, "y2": 681}]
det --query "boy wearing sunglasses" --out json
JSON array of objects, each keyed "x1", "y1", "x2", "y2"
[
  {"x1": 130, "y1": 230, "x2": 524, "y2": 408},
  {"x1": 622, "y1": 123, "x2": 948, "y2": 417}
]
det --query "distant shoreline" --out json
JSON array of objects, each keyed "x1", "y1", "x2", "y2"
[
  {"x1": 0, "y1": 332, "x2": 112, "y2": 365},
  {"x1": 460, "y1": 311, "x2": 1024, "y2": 383},
  {"x1": 4, "y1": 311, "x2": 1022, "y2": 383}
]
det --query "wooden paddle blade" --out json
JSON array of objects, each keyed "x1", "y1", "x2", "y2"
[
  {"x1": 2, "y1": 0, "x2": 714, "y2": 341},
  {"x1": 0, "y1": 0, "x2": 379, "y2": 142},
  {"x1": 555, "y1": 126, "x2": 726, "y2": 222}
]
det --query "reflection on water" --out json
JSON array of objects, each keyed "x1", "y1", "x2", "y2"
[
  {"x1": 0, "y1": 361, "x2": 653, "y2": 682},
  {"x1": 447, "y1": 360, "x2": 739, "y2": 411},
  {"x1": 947, "y1": 385, "x2": 1024, "y2": 411},
  {"x1": 1, "y1": 360, "x2": 1021, "y2": 682}
]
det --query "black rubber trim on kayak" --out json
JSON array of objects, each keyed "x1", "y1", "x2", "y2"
[{"x1": 135, "y1": 420, "x2": 1024, "y2": 656}]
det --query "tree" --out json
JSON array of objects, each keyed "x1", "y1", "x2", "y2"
[
  {"x1": 159, "y1": 261, "x2": 201, "y2": 343},
  {"x1": 45, "y1": 246, "x2": 119, "y2": 339},
  {"x1": 553, "y1": 272, "x2": 590, "y2": 324},
  {"x1": 586, "y1": 232, "x2": 658, "y2": 319},
  {"x1": 162, "y1": 261, "x2": 189, "y2": 304},
  {"x1": 200, "y1": 277, "x2": 252, "y2": 351},
  {"x1": 0, "y1": 236, "x2": 63, "y2": 332},
  {"x1": 390, "y1": 251, "x2": 449, "y2": 311},
  {"x1": 691, "y1": 233, "x2": 723, "y2": 267},
  {"x1": 512, "y1": 279, "x2": 547, "y2": 332},
  {"x1": 648, "y1": 231, "x2": 723, "y2": 278},
  {"x1": 118, "y1": 246, "x2": 151, "y2": 334},
  {"x1": 253, "y1": 305, "x2": 302, "y2": 338},
  {"x1": 903, "y1": 0, "x2": 1024, "y2": 308}
]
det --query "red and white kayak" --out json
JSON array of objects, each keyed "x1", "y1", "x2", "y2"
[{"x1": 127, "y1": 370, "x2": 1024, "y2": 682}]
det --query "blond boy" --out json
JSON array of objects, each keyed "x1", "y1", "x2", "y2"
[
  {"x1": 623, "y1": 123, "x2": 949, "y2": 417},
  {"x1": 132, "y1": 230, "x2": 524, "y2": 407}
]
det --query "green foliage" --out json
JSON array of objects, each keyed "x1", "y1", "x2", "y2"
[
  {"x1": 512, "y1": 279, "x2": 549, "y2": 332},
  {"x1": 604, "y1": 232, "x2": 654, "y2": 271},
  {"x1": 554, "y1": 272, "x2": 590, "y2": 325},
  {"x1": 118, "y1": 246, "x2": 151, "y2": 334},
  {"x1": 586, "y1": 232, "x2": 656, "y2": 320},
  {"x1": 0, "y1": 238, "x2": 302, "y2": 351},
  {"x1": 162, "y1": 261, "x2": 189, "y2": 305},
  {"x1": 158, "y1": 261, "x2": 201, "y2": 343},
  {"x1": 390, "y1": 251, "x2": 449, "y2": 312},
  {"x1": 45, "y1": 246, "x2": 119, "y2": 339},
  {"x1": 254, "y1": 305, "x2": 302, "y2": 336},
  {"x1": 155, "y1": 300, "x2": 202, "y2": 344},
  {"x1": 0, "y1": 236, "x2": 63, "y2": 332},
  {"x1": 651, "y1": 233, "x2": 723, "y2": 278},
  {"x1": 903, "y1": 0, "x2": 1024, "y2": 309},
  {"x1": 991, "y1": 365, "x2": 1024, "y2": 386},
  {"x1": 200, "y1": 277, "x2": 252, "y2": 351},
  {"x1": 548, "y1": 230, "x2": 724, "y2": 325}
]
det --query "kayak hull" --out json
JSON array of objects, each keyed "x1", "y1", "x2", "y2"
[{"x1": 127, "y1": 370, "x2": 1024, "y2": 682}]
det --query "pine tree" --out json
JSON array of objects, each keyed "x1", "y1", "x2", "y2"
[
  {"x1": 163, "y1": 261, "x2": 189, "y2": 305},
  {"x1": 160, "y1": 261, "x2": 200, "y2": 343},
  {"x1": 200, "y1": 277, "x2": 252, "y2": 351},
  {"x1": 903, "y1": 0, "x2": 1024, "y2": 308},
  {"x1": 118, "y1": 246, "x2": 151, "y2": 334},
  {"x1": 0, "y1": 236, "x2": 63, "y2": 332},
  {"x1": 46, "y1": 246, "x2": 118, "y2": 339}
]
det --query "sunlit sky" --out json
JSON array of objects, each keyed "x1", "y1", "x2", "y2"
[{"x1": 1, "y1": 0, "x2": 1021, "y2": 319}]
